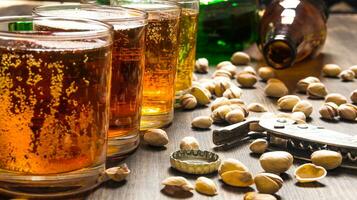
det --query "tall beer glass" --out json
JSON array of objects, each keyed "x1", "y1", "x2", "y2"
[
  {"x1": 34, "y1": 4, "x2": 148, "y2": 158},
  {"x1": 112, "y1": 0, "x2": 181, "y2": 130},
  {"x1": 175, "y1": 0, "x2": 199, "y2": 97}
]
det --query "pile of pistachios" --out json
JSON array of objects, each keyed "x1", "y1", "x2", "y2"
[{"x1": 137, "y1": 51, "x2": 357, "y2": 199}]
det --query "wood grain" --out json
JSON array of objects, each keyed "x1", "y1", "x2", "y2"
[{"x1": 0, "y1": 2, "x2": 357, "y2": 199}]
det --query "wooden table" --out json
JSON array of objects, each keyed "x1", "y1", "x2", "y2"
[
  {"x1": 1, "y1": 2, "x2": 357, "y2": 199},
  {"x1": 86, "y1": 14, "x2": 357, "y2": 200}
]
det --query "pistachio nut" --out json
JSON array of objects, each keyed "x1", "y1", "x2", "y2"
[
  {"x1": 243, "y1": 66, "x2": 257, "y2": 75},
  {"x1": 267, "y1": 78, "x2": 284, "y2": 84},
  {"x1": 264, "y1": 81, "x2": 289, "y2": 98},
  {"x1": 351, "y1": 89, "x2": 357, "y2": 104},
  {"x1": 338, "y1": 103, "x2": 357, "y2": 121},
  {"x1": 292, "y1": 100, "x2": 313, "y2": 118},
  {"x1": 319, "y1": 102, "x2": 339, "y2": 120},
  {"x1": 259, "y1": 151, "x2": 293, "y2": 174},
  {"x1": 190, "y1": 86, "x2": 211, "y2": 105},
  {"x1": 212, "y1": 69, "x2": 232, "y2": 79},
  {"x1": 214, "y1": 75, "x2": 231, "y2": 83},
  {"x1": 195, "y1": 177, "x2": 217, "y2": 196},
  {"x1": 254, "y1": 172, "x2": 283, "y2": 194},
  {"x1": 180, "y1": 136, "x2": 199, "y2": 150},
  {"x1": 311, "y1": 150, "x2": 342, "y2": 170},
  {"x1": 277, "y1": 95, "x2": 301, "y2": 111},
  {"x1": 236, "y1": 72, "x2": 258, "y2": 88},
  {"x1": 296, "y1": 76, "x2": 321, "y2": 93},
  {"x1": 106, "y1": 163, "x2": 130, "y2": 182},
  {"x1": 322, "y1": 63, "x2": 342, "y2": 77},
  {"x1": 258, "y1": 66, "x2": 275, "y2": 81},
  {"x1": 221, "y1": 170, "x2": 254, "y2": 187},
  {"x1": 349, "y1": 65, "x2": 357, "y2": 78},
  {"x1": 225, "y1": 109, "x2": 245, "y2": 124},
  {"x1": 247, "y1": 103, "x2": 268, "y2": 112},
  {"x1": 143, "y1": 129, "x2": 169, "y2": 147},
  {"x1": 294, "y1": 163, "x2": 327, "y2": 183},
  {"x1": 218, "y1": 158, "x2": 249, "y2": 175},
  {"x1": 325, "y1": 93, "x2": 348, "y2": 106},
  {"x1": 220, "y1": 64, "x2": 237, "y2": 77},
  {"x1": 191, "y1": 116, "x2": 213, "y2": 129},
  {"x1": 307, "y1": 82, "x2": 328, "y2": 99},
  {"x1": 216, "y1": 61, "x2": 232, "y2": 69},
  {"x1": 231, "y1": 51, "x2": 250, "y2": 65},
  {"x1": 211, "y1": 97, "x2": 231, "y2": 111},
  {"x1": 200, "y1": 81, "x2": 215, "y2": 94},
  {"x1": 249, "y1": 139, "x2": 268, "y2": 154},
  {"x1": 244, "y1": 192, "x2": 277, "y2": 200},
  {"x1": 162, "y1": 176, "x2": 194, "y2": 195},
  {"x1": 229, "y1": 98, "x2": 246, "y2": 106},
  {"x1": 214, "y1": 79, "x2": 231, "y2": 97},
  {"x1": 340, "y1": 69, "x2": 355, "y2": 81},
  {"x1": 223, "y1": 85, "x2": 243, "y2": 99},
  {"x1": 211, "y1": 105, "x2": 232, "y2": 123},
  {"x1": 291, "y1": 111, "x2": 307, "y2": 123},
  {"x1": 180, "y1": 94, "x2": 197, "y2": 110},
  {"x1": 195, "y1": 58, "x2": 209, "y2": 74},
  {"x1": 249, "y1": 122, "x2": 265, "y2": 132},
  {"x1": 232, "y1": 104, "x2": 249, "y2": 117}
]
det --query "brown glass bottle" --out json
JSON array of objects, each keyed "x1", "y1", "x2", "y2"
[{"x1": 259, "y1": 0, "x2": 328, "y2": 69}]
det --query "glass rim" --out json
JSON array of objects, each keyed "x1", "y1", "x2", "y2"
[
  {"x1": 112, "y1": 0, "x2": 181, "y2": 11},
  {"x1": 33, "y1": 4, "x2": 149, "y2": 24},
  {"x1": 0, "y1": 15, "x2": 113, "y2": 41}
]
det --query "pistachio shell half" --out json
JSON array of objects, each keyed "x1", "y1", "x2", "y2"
[{"x1": 294, "y1": 163, "x2": 327, "y2": 183}]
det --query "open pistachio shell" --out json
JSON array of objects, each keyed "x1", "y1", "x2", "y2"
[
  {"x1": 105, "y1": 164, "x2": 131, "y2": 182},
  {"x1": 218, "y1": 158, "x2": 249, "y2": 175},
  {"x1": 294, "y1": 163, "x2": 327, "y2": 183}
]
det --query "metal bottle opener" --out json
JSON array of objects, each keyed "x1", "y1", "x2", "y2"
[{"x1": 213, "y1": 118, "x2": 357, "y2": 169}]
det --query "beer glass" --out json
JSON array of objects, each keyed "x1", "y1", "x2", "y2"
[
  {"x1": 112, "y1": 0, "x2": 181, "y2": 130},
  {"x1": 175, "y1": 0, "x2": 199, "y2": 97},
  {"x1": 0, "y1": 16, "x2": 112, "y2": 197},
  {"x1": 34, "y1": 4, "x2": 148, "y2": 158}
]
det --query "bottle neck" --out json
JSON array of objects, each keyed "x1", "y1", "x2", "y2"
[{"x1": 263, "y1": 34, "x2": 297, "y2": 69}]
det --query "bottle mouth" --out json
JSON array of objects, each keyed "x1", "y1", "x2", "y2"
[{"x1": 263, "y1": 35, "x2": 297, "y2": 69}]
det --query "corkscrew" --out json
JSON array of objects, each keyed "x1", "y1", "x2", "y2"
[{"x1": 212, "y1": 118, "x2": 357, "y2": 169}]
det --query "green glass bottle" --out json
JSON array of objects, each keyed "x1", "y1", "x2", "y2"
[{"x1": 197, "y1": 0, "x2": 259, "y2": 64}]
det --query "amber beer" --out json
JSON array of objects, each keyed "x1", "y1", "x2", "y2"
[
  {"x1": 114, "y1": 0, "x2": 181, "y2": 129},
  {"x1": 0, "y1": 16, "x2": 112, "y2": 197},
  {"x1": 109, "y1": 23, "x2": 146, "y2": 154},
  {"x1": 0, "y1": 40, "x2": 110, "y2": 174},
  {"x1": 175, "y1": 3, "x2": 199, "y2": 95}
]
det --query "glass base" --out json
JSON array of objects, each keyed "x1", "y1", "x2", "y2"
[
  {"x1": 0, "y1": 164, "x2": 105, "y2": 198},
  {"x1": 140, "y1": 111, "x2": 173, "y2": 130},
  {"x1": 107, "y1": 131, "x2": 140, "y2": 159}
]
